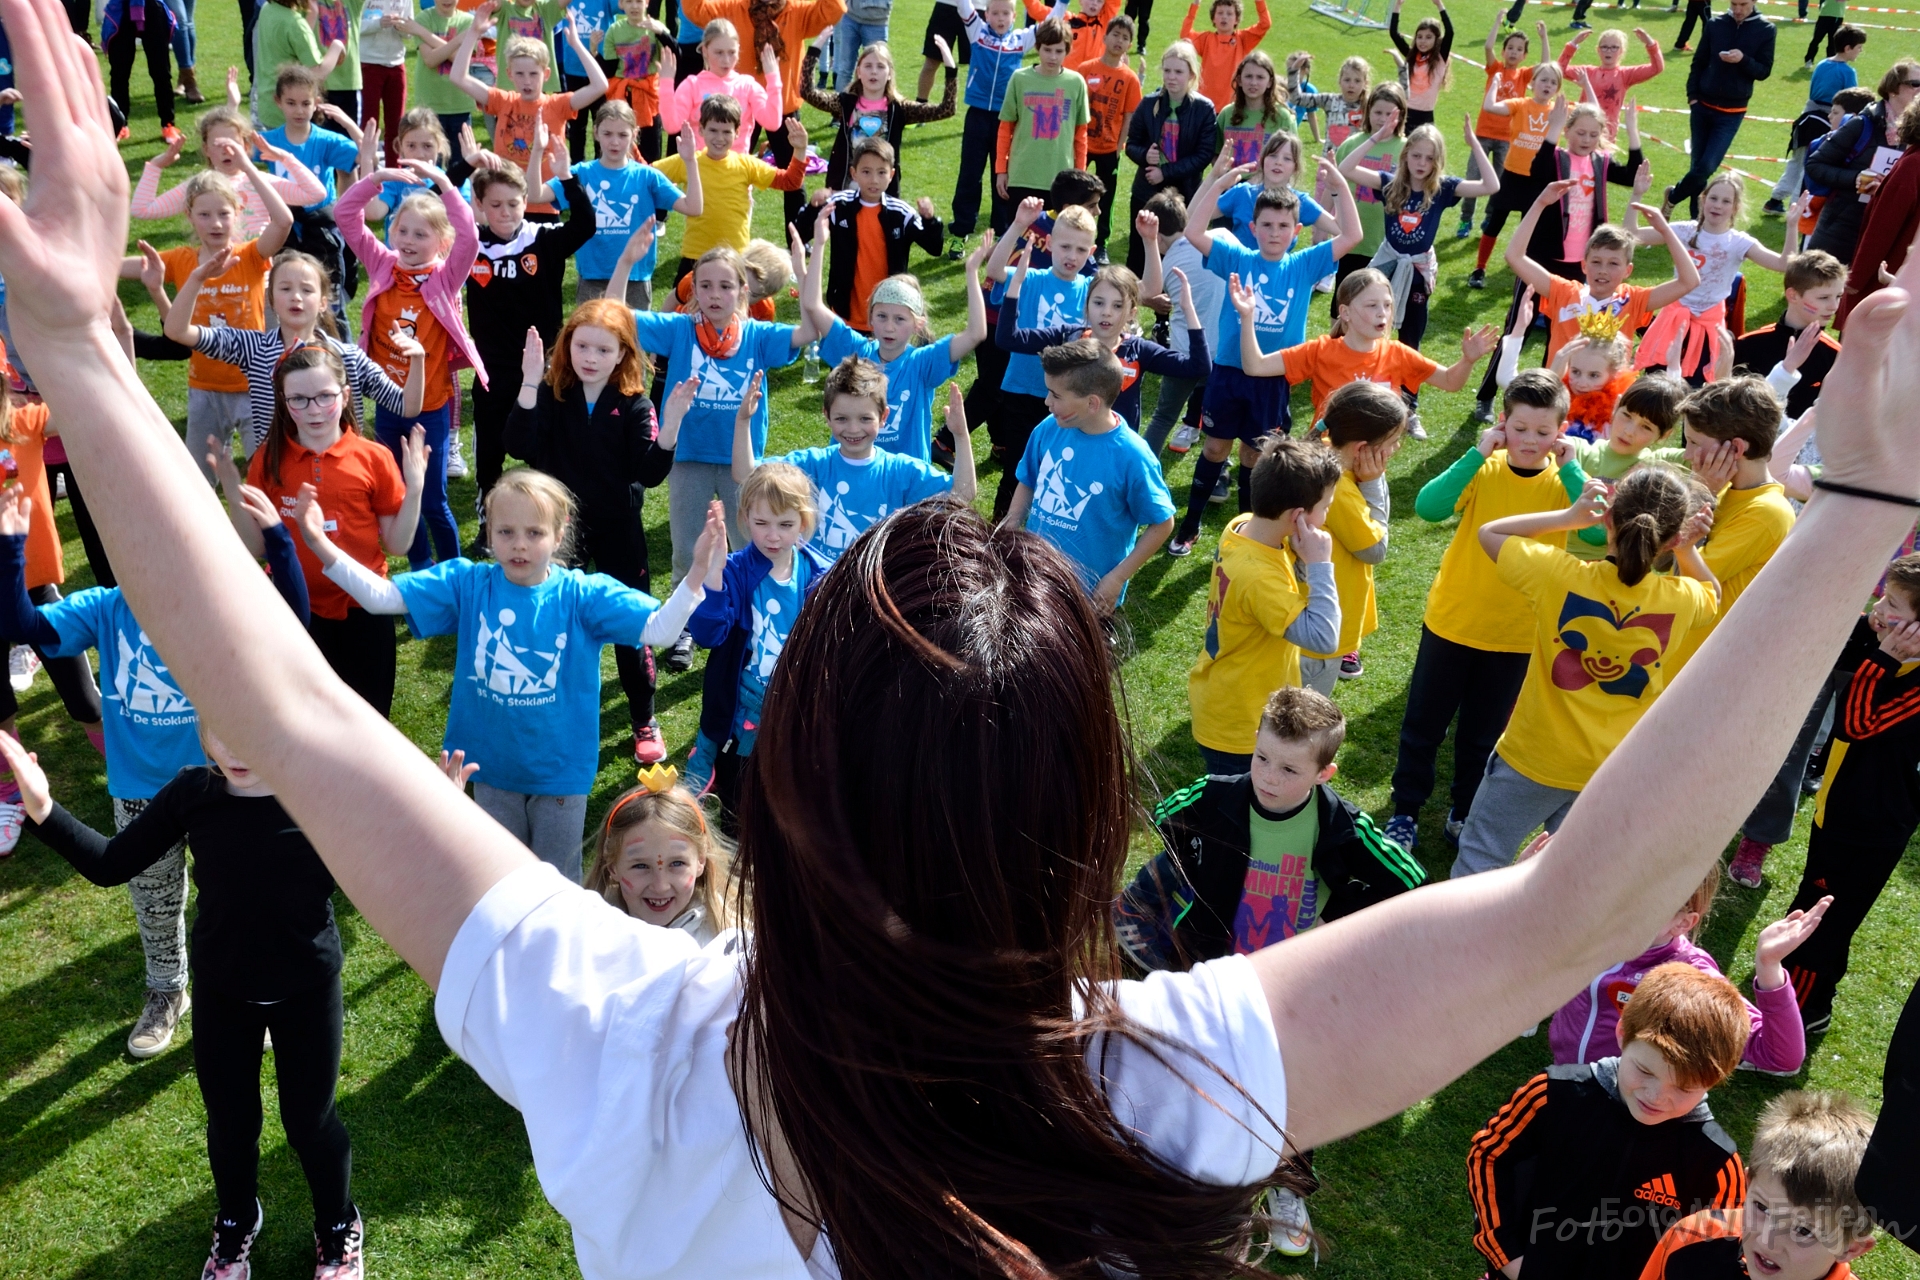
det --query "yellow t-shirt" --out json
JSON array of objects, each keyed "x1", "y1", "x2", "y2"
[
  {"x1": 654, "y1": 150, "x2": 782, "y2": 260},
  {"x1": 1493, "y1": 539, "x2": 1719, "y2": 791},
  {"x1": 1303, "y1": 471, "x2": 1383, "y2": 660},
  {"x1": 1666, "y1": 481, "x2": 1795, "y2": 675},
  {"x1": 1423, "y1": 452, "x2": 1575, "y2": 653},
  {"x1": 1189, "y1": 514, "x2": 1312, "y2": 754}
]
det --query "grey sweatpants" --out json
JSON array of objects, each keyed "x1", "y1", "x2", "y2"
[
  {"x1": 1450, "y1": 754, "x2": 1579, "y2": 879},
  {"x1": 575, "y1": 276, "x2": 653, "y2": 310},
  {"x1": 1299, "y1": 655, "x2": 1340, "y2": 697},
  {"x1": 669, "y1": 459, "x2": 746, "y2": 587},
  {"x1": 474, "y1": 780, "x2": 589, "y2": 883},
  {"x1": 115, "y1": 795, "x2": 189, "y2": 993},
  {"x1": 1141, "y1": 373, "x2": 1204, "y2": 457}
]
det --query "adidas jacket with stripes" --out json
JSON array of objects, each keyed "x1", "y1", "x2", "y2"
[
  {"x1": 1111, "y1": 774, "x2": 1425, "y2": 973},
  {"x1": 1467, "y1": 1059, "x2": 1746, "y2": 1280}
]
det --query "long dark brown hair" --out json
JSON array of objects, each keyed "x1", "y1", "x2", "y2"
[
  {"x1": 732, "y1": 499, "x2": 1294, "y2": 1278},
  {"x1": 263, "y1": 344, "x2": 358, "y2": 488}
]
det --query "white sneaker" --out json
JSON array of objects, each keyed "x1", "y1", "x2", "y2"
[
  {"x1": 0, "y1": 799, "x2": 22, "y2": 855},
  {"x1": 1169, "y1": 422, "x2": 1201, "y2": 452},
  {"x1": 1265, "y1": 1186, "x2": 1315, "y2": 1259},
  {"x1": 1313, "y1": 273, "x2": 1336, "y2": 293},
  {"x1": 9, "y1": 645, "x2": 39, "y2": 691},
  {"x1": 445, "y1": 434, "x2": 468, "y2": 479}
]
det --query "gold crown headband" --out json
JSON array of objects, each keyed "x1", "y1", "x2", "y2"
[
  {"x1": 603, "y1": 764, "x2": 708, "y2": 833},
  {"x1": 1577, "y1": 308, "x2": 1625, "y2": 345}
]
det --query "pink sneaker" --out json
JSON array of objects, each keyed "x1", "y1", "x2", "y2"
[
  {"x1": 1728, "y1": 838, "x2": 1770, "y2": 888},
  {"x1": 632, "y1": 720, "x2": 667, "y2": 765}
]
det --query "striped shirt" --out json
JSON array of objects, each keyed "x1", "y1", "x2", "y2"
[{"x1": 193, "y1": 327, "x2": 408, "y2": 452}]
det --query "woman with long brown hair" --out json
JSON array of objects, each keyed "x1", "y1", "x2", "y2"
[{"x1": 8, "y1": 1, "x2": 1920, "y2": 1272}]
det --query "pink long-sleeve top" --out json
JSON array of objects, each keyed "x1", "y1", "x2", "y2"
[
  {"x1": 1558, "y1": 43, "x2": 1666, "y2": 137},
  {"x1": 657, "y1": 64, "x2": 782, "y2": 147},
  {"x1": 130, "y1": 158, "x2": 329, "y2": 238},
  {"x1": 1549, "y1": 935, "x2": 1807, "y2": 1075}
]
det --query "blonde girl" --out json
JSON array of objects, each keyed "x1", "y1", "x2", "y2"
[
  {"x1": 1557, "y1": 26, "x2": 1663, "y2": 137},
  {"x1": 800, "y1": 35, "x2": 958, "y2": 192},
  {"x1": 1385, "y1": 0, "x2": 1453, "y2": 130},
  {"x1": 1631, "y1": 173, "x2": 1800, "y2": 381},
  {"x1": 1219, "y1": 50, "x2": 1287, "y2": 166},
  {"x1": 131, "y1": 104, "x2": 327, "y2": 236},
  {"x1": 1292, "y1": 53, "x2": 1371, "y2": 152},
  {"x1": 336, "y1": 157, "x2": 485, "y2": 568},
  {"x1": 296, "y1": 468, "x2": 727, "y2": 879},
  {"x1": 359, "y1": 108, "x2": 451, "y2": 231},
  {"x1": 587, "y1": 768, "x2": 738, "y2": 942},
  {"x1": 657, "y1": 18, "x2": 782, "y2": 151}
]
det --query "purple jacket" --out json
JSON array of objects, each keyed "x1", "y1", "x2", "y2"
[
  {"x1": 1550, "y1": 935, "x2": 1807, "y2": 1075},
  {"x1": 335, "y1": 175, "x2": 488, "y2": 387}
]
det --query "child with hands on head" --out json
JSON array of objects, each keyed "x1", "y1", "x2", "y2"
[
  {"x1": 297, "y1": 469, "x2": 724, "y2": 879},
  {"x1": 504, "y1": 300, "x2": 682, "y2": 763},
  {"x1": 1449, "y1": 467, "x2": 1719, "y2": 879},
  {"x1": 734, "y1": 359, "x2": 976, "y2": 564},
  {"x1": 656, "y1": 19, "x2": 782, "y2": 151},
  {"x1": 131, "y1": 104, "x2": 327, "y2": 237},
  {"x1": 585, "y1": 764, "x2": 737, "y2": 943}
]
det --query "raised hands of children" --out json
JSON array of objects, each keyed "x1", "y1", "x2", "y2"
[
  {"x1": 1687, "y1": 436, "x2": 1746, "y2": 492},
  {"x1": 1135, "y1": 208, "x2": 1160, "y2": 244},
  {"x1": 369, "y1": 164, "x2": 423, "y2": 187},
  {"x1": 520, "y1": 326, "x2": 547, "y2": 387},
  {"x1": 398, "y1": 423, "x2": 431, "y2": 492},
  {"x1": 693, "y1": 499, "x2": 729, "y2": 587},
  {"x1": 943, "y1": 381, "x2": 969, "y2": 437},
  {"x1": 965, "y1": 231, "x2": 995, "y2": 271},
  {"x1": 1754, "y1": 896, "x2": 1830, "y2": 989},
  {"x1": 1534, "y1": 176, "x2": 1579, "y2": 210},
  {"x1": 1291, "y1": 509, "x2": 1334, "y2": 563},
  {"x1": 291, "y1": 482, "x2": 328, "y2": 550},
  {"x1": 0, "y1": 485, "x2": 30, "y2": 537},
  {"x1": 1550, "y1": 333, "x2": 1587, "y2": 376},
  {"x1": 784, "y1": 117, "x2": 808, "y2": 151},
  {"x1": 735, "y1": 370, "x2": 764, "y2": 427},
  {"x1": 1209, "y1": 147, "x2": 1238, "y2": 179},
  {"x1": 812, "y1": 199, "x2": 834, "y2": 248},
  {"x1": 1477, "y1": 421, "x2": 1508, "y2": 456},
  {"x1": 234, "y1": 483, "x2": 285, "y2": 534},
  {"x1": 1785, "y1": 317, "x2": 1825, "y2": 376},
  {"x1": 617, "y1": 218, "x2": 656, "y2": 273},
  {"x1": 759, "y1": 42, "x2": 778, "y2": 74},
  {"x1": 388, "y1": 323, "x2": 426, "y2": 365},
  {"x1": 658, "y1": 42, "x2": 678, "y2": 82},
  {"x1": 933, "y1": 33, "x2": 956, "y2": 68},
  {"x1": 1227, "y1": 273, "x2": 1258, "y2": 319},
  {"x1": 1710, "y1": 325, "x2": 1736, "y2": 381},
  {"x1": 1462, "y1": 112, "x2": 1479, "y2": 148},
  {"x1": 1366, "y1": 116, "x2": 1398, "y2": 147},
  {"x1": 255, "y1": 138, "x2": 300, "y2": 172},
  {"x1": 225, "y1": 64, "x2": 242, "y2": 107},
  {"x1": 205, "y1": 434, "x2": 244, "y2": 493},
  {"x1": 1631, "y1": 159, "x2": 1653, "y2": 200},
  {"x1": 916, "y1": 196, "x2": 938, "y2": 222},
  {"x1": 1676, "y1": 503, "x2": 1714, "y2": 548},
  {"x1": 1881, "y1": 618, "x2": 1920, "y2": 661},
  {"x1": 676, "y1": 122, "x2": 698, "y2": 164},
  {"x1": 399, "y1": 156, "x2": 452, "y2": 190},
  {"x1": 1553, "y1": 434, "x2": 1585, "y2": 467},
  {"x1": 1459, "y1": 322, "x2": 1500, "y2": 362},
  {"x1": 662, "y1": 376, "x2": 699, "y2": 434},
  {"x1": 1508, "y1": 285, "x2": 1537, "y2": 340},
  {"x1": 0, "y1": 729, "x2": 53, "y2": 824},
  {"x1": 316, "y1": 100, "x2": 355, "y2": 132},
  {"x1": 153, "y1": 123, "x2": 188, "y2": 168},
  {"x1": 136, "y1": 240, "x2": 167, "y2": 294},
  {"x1": 1573, "y1": 66, "x2": 1594, "y2": 99},
  {"x1": 1011, "y1": 196, "x2": 1045, "y2": 230},
  {"x1": 1567, "y1": 25, "x2": 1591, "y2": 45},
  {"x1": 188, "y1": 245, "x2": 240, "y2": 285},
  {"x1": 1628, "y1": 200, "x2": 1670, "y2": 231},
  {"x1": 1568, "y1": 476, "x2": 1611, "y2": 526},
  {"x1": 472, "y1": 0, "x2": 499, "y2": 21},
  {"x1": 1632, "y1": 26, "x2": 1653, "y2": 44},
  {"x1": 439, "y1": 748, "x2": 480, "y2": 789},
  {"x1": 1168, "y1": 266, "x2": 1198, "y2": 321}
]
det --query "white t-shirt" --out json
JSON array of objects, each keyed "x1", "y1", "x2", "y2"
[
  {"x1": 1670, "y1": 221, "x2": 1759, "y2": 315},
  {"x1": 436, "y1": 863, "x2": 1289, "y2": 1280},
  {"x1": 1165, "y1": 237, "x2": 1227, "y2": 360}
]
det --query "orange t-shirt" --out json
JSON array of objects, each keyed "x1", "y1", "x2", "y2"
[
  {"x1": 1501, "y1": 97, "x2": 1555, "y2": 175},
  {"x1": 1477, "y1": 65, "x2": 1534, "y2": 142},
  {"x1": 848, "y1": 201, "x2": 889, "y2": 332},
  {"x1": 1544, "y1": 276, "x2": 1655, "y2": 363},
  {"x1": 3, "y1": 403, "x2": 61, "y2": 589},
  {"x1": 484, "y1": 87, "x2": 578, "y2": 212},
  {"x1": 1280, "y1": 335, "x2": 1440, "y2": 424},
  {"x1": 161, "y1": 240, "x2": 273, "y2": 394},
  {"x1": 367, "y1": 268, "x2": 453, "y2": 412},
  {"x1": 248, "y1": 430, "x2": 406, "y2": 620},
  {"x1": 1070, "y1": 54, "x2": 1144, "y2": 157}
]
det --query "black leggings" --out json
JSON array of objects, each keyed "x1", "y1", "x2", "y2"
[
  {"x1": 309, "y1": 607, "x2": 397, "y2": 717},
  {"x1": 1806, "y1": 15, "x2": 1843, "y2": 63},
  {"x1": 1124, "y1": 0, "x2": 1151, "y2": 48},
  {"x1": 1390, "y1": 626, "x2": 1530, "y2": 820},
  {"x1": 47, "y1": 462, "x2": 114, "y2": 588},
  {"x1": 195, "y1": 976, "x2": 353, "y2": 1230},
  {"x1": 1676, "y1": 0, "x2": 1711, "y2": 47},
  {"x1": 1785, "y1": 821, "x2": 1914, "y2": 1026},
  {"x1": 572, "y1": 509, "x2": 658, "y2": 729},
  {"x1": 0, "y1": 584, "x2": 104, "y2": 725},
  {"x1": 1089, "y1": 149, "x2": 1120, "y2": 256},
  {"x1": 469, "y1": 368, "x2": 521, "y2": 510},
  {"x1": 107, "y1": 0, "x2": 174, "y2": 127}
]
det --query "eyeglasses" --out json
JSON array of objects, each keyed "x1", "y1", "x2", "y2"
[
  {"x1": 284, "y1": 391, "x2": 342, "y2": 411},
  {"x1": 1905, "y1": 79, "x2": 1920, "y2": 88}
]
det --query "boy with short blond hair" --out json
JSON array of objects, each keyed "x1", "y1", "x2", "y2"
[
  {"x1": 1469, "y1": 963, "x2": 1751, "y2": 1280},
  {"x1": 450, "y1": 20, "x2": 609, "y2": 214},
  {"x1": 1640, "y1": 1091, "x2": 1879, "y2": 1280}
]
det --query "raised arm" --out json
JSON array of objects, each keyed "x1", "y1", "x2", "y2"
[
  {"x1": 229, "y1": 137, "x2": 297, "y2": 257},
  {"x1": 1457, "y1": 116, "x2": 1500, "y2": 198},
  {"x1": 565, "y1": 20, "x2": 611, "y2": 109},
  {"x1": 1318, "y1": 155, "x2": 1364, "y2": 259},
  {"x1": 447, "y1": 12, "x2": 495, "y2": 108},
  {"x1": 1504, "y1": 180, "x2": 1571, "y2": 293},
  {"x1": 1635, "y1": 201, "x2": 1704, "y2": 309},
  {"x1": 948, "y1": 234, "x2": 993, "y2": 361}
]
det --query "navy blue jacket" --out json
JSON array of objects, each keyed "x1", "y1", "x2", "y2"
[
  {"x1": 1685, "y1": 12, "x2": 1775, "y2": 109},
  {"x1": 688, "y1": 541, "x2": 830, "y2": 750}
]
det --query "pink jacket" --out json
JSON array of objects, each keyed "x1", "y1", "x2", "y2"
[
  {"x1": 335, "y1": 175, "x2": 489, "y2": 387},
  {"x1": 131, "y1": 157, "x2": 329, "y2": 238},
  {"x1": 1549, "y1": 935, "x2": 1806, "y2": 1075},
  {"x1": 658, "y1": 65, "x2": 783, "y2": 145}
]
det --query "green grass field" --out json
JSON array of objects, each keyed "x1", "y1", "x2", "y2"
[{"x1": 3, "y1": 0, "x2": 1919, "y2": 1273}]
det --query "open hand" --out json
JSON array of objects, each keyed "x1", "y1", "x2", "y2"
[
  {"x1": 0, "y1": 728, "x2": 52, "y2": 824},
  {"x1": 291, "y1": 482, "x2": 328, "y2": 549},
  {"x1": 1228, "y1": 273, "x2": 1257, "y2": 318},
  {"x1": 1754, "y1": 897, "x2": 1829, "y2": 990},
  {"x1": 235, "y1": 483, "x2": 284, "y2": 533},
  {"x1": 521, "y1": 326, "x2": 546, "y2": 387},
  {"x1": 0, "y1": 485, "x2": 30, "y2": 537},
  {"x1": 398, "y1": 423, "x2": 431, "y2": 492},
  {"x1": 439, "y1": 748, "x2": 480, "y2": 788},
  {"x1": 692, "y1": 499, "x2": 728, "y2": 585}
]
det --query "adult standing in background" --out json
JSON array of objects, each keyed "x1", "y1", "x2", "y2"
[
  {"x1": 831, "y1": 0, "x2": 887, "y2": 91},
  {"x1": 1837, "y1": 100, "x2": 1920, "y2": 325},
  {"x1": 1808, "y1": 60, "x2": 1920, "y2": 265},
  {"x1": 163, "y1": 0, "x2": 200, "y2": 101},
  {"x1": 1124, "y1": 39, "x2": 1215, "y2": 274},
  {"x1": 1661, "y1": 0, "x2": 1773, "y2": 220}
]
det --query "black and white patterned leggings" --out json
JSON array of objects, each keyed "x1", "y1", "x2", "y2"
[{"x1": 113, "y1": 796, "x2": 187, "y2": 994}]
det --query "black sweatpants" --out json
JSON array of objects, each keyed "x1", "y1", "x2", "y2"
[
  {"x1": 1785, "y1": 820, "x2": 1914, "y2": 1026},
  {"x1": 990, "y1": 390, "x2": 1052, "y2": 521},
  {"x1": 107, "y1": 0, "x2": 174, "y2": 127},
  {"x1": 0, "y1": 584, "x2": 104, "y2": 725},
  {"x1": 1390, "y1": 625, "x2": 1531, "y2": 820},
  {"x1": 572, "y1": 508, "x2": 658, "y2": 730},
  {"x1": 959, "y1": 334, "x2": 1012, "y2": 476},
  {"x1": 195, "y1": 976, "x2": 353, "y2": 1229},
  {"x1": 1477, "y1": 262, "x2": 1582, "y2": 405},
  {"x1": 47, "y1": 461, "x2": 115, "y2": 588},
  {"x1": 309, "y1": 607, "x2": 397, "y2": 717},
  {"x1": 469, "y1": 366, "x2": 521, "y2": 510},
  {"x1": 1676, "y1": 0, "x2": 1711, "y2": 47},
  {"x1": 1806, "y1": 15, "x2": 1843, "y2": 63},
  {"x1": 1089, "y1": 149, "x2": 1120, "y2": 255}
]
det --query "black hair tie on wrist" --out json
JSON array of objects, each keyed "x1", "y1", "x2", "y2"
[{"x1": 1811, "y1": 479, "x2": 1920, "y2": 509}]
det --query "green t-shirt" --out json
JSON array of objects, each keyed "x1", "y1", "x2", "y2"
[
  {"x1": 309, "y1": 0, "x2": 365, "y2": 91},
  {"x1": 999, "y1": 66, "x2": 1090, "y2": 194},
  {"x1": 1566, "y1": 441, "x2": 1688, "y2": 557},
  {"x1": 1335, "y1": 132, "x2": 1404, "y2": 256},
  {"x1": 252, "y1": 1, "x2": 327, "y2": 129},
  {"x1": 412, "y1": 7, "x2": 477, "y2": 114},
  {"x1": 602, "y1": 15, "x2": 660, "y2": 82},
  {"x1": 1819, "y1": 0, "x2": 1845, "y2": 17},
  {"x1": 1231, "y1": 795, "x2": 1322, "y2": 951},
  {"x1": 497, "y1": 0, "x2": 569, "y2": 91}
]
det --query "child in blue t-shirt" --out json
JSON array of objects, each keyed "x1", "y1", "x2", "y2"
[
  {"x1": 1001, "y1": 339, "x2": 1176, "y2": 612},
  {"x1": 562, "y1": 101, "x2": 700, "y2": 309},
  {"x1": 296, "y1": 469, "x2": 722, "y2": 881},
  {"x1": 735, "y1": 360, "x2": 977, "y2": 563},
  {"x1": 262, "y1": 65, "x2": 364, "y2": 211},
  {"x1": 1169, "y1": 153, "x2": 1362, "y2": 556},
  {"x1": 1212, "y1": 133, "x2": 1328, "y2": 247},
  {"x1": 633, "y1": 245, "x2": 819, "y2": 585},
  {"x1": 979, "y1": 197, "x2": 1099, "y2": 520},
  {"x1": 688, "y1": 438, "x2": 831, "y2": 825},
  {"x1": 800, "y1": 219, "x2": 993, "y2": 461}
]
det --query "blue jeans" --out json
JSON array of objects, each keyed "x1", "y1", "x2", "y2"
[
  {"x1": 833, "y1": 15, "x2": 890, "y2": 90},
  {"x1": 1669, "y1": 103, "x2": 1747, "y2": 214},
  {"x1": 1198, "y1": 745, "x2": 1252, "y2": 776},
  {"x1": 374, "y1": 402, "x2": 458, "y2": 569},
  {"x1": 164, "y1": 0, "x2": 194, "y2": 68}
]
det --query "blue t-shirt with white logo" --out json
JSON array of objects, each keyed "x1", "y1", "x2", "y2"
[
  {"x1": 1204, "y1": 236, "x2": 1337, "y2": 370},
  {"x1": 632, "y1": 313, "x2": 800, "y2": 463},
  {"x1": 393, "y1": 560, "x2": 660, "y2": 795},
  {"x1": 1214, "y1": 182, "x2": 1326, "y2": 245},
  {"x1": 567, "y1": 159, "x2": 683, "y2": 281},
  {"x1": 779, "y1": 446, "x2": 953, "y2": 562},
  {"x1": 43, "y1": 588, "x2": 205, "y2": 800},
  {"x1": 817, "y1": 323, "x2": 963, "y2": 460},
  {"x1": 997, "y1": 270, "x2": 1090, "y2": 397},
  {"x1": 1014, "y1": 415, "x2": 1175, "y2": 599},
  {"x1": 733, "y1": 568, "x2": 802, "y2": 756},
  {"x1": 560, "y1": 0, "x2": 612, "y2": 76},
  {"x1": 263, "y1": 124, "x2": 361, "y2": 211}
]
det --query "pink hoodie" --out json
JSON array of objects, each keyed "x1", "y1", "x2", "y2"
[
  {"x1": 658, "y1": 65, "x2": 783, "y2": 146},
  {"x1": 1550, "y1": 935, "x2": 1806, "y2": 1075},
  {"x1": 334, "y1": 174, "x2": 488, "y2": 386}
]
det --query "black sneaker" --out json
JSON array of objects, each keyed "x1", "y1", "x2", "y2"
[
  {"x1": 1763, "y1": 197, "x2": 1787, "y2": 215},
  {"x1": 465, "y1": 521, "x2": 490, "y2": 560},
  {"x1": 201, "y1": 1201, "x2": 263, "y2": 1280},
  {"x1": 665, "y1": 630, "x2": 695, "y2": 672},
  {"x1": 1472, "y1": 399, "x2": 1496, "y2": 423},
  {"x1": 1802, "y1": 1012, "x2": 1831, "y2": 1035},
  {"x1": 1467, "y1": 268, "x2": 1486, "y2": 289},
  {"x1": 1166, "y1": 533, "x2": 1197, "y2": 558},
  {"x1": 314, "y1": 1208, "x2": 364, "y2": 1280}
]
